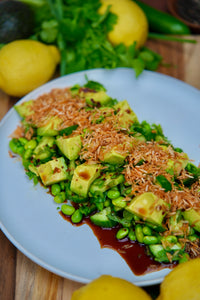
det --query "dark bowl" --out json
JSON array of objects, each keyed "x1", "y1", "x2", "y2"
[{"x1": 168, "y1": 0, "x2": 200, "y2": 33}]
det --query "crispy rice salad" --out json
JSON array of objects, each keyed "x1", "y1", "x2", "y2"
[{"x1": 9, "y1": 80, "x2": 200, "y2": 269}]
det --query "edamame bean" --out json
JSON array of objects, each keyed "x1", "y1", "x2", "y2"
[
  {"x1": 60, "y1": 181, "x2": 65, "y2": 191},
  {"x1": 112, "y1": 197, "x2": 127, "y2": 208},
  {"x1": 107, "y1": 189, "x2": 120, "y2": 200},
  {"x1": 143, "y1": 226, "x2": 152, "y2": 236},
  {"x1": 23, "y1": 148, "x2": 32, "y2": 160},
  {"x1": 143, "y1": 236, "x2": 158, "y2": 245},
  {"x1": 22, "y1": 159, "x2": 30, "y2": 170},
  {"x1": 116, "y1": 228, "x2": 129, "y2": 240},
  {"x1": 61, "y1": 204, "x2": 75, "y2": 216},
  {"x1": 9, "y1": 139, "x2": 19, "y2": 153},
  {"x1": 51, "y1": 183, "x2": 61, "y2": 196},
  {"x1": 54, "y1": 192, "x2": 65, "y2": 204},
  {"x1": 19, "y1": 137, "x2": 28, "y2": 145},
  {"x1": 17, "y1": 146, "x2": 24, "y2": 156},
  {"x1": 25, "y1": 139, "x2": 37, "y2": 150},
  {"x1": 135, "y1": 224, "x2": 144, "y2": 243},
  {"x1": 9, "y1": 139, "x2": 23, "y2": 155},
  {"x1": 35, "y1": 150, "x2": 51, "y2": 160},
  {"x1": 162, "y1": 235, "x2": 177, "y2": 244},
  {"x1": 71, "y1": 209, "x2": 83, "y2": 223},
  {"x1": 128, "y1": 229, "x2": 136, "y2": 241}
]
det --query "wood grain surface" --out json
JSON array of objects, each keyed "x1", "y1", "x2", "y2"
[{"x1": 0, "y1": 35, "x2": 200, "y2": 300}]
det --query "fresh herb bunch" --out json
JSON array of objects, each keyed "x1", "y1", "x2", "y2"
[{"x1": 20, "y1": 0, "x2": 162, "y2": 76}]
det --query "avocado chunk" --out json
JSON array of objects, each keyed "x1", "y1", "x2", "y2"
[
  {"x1": 70, "y1": 163, "x2": 101, "y2": 197},
  {"x1": 126, "y1": 192, "x2": 169, "y2": 226},
  {"x1": 182, "y1": 209, "x2": 200, "y2": 232},
  {"x1": 114, "y1": 100, "x2": 138, "y2": 128},
  {"x1": 103, "y1": 147, "x2": 127, "y2": 165},
  {"x1": 89, "y1": 173, "x2": 124, "y2": 195},
  {"x1": 90, "y1": 207, "x2": 116, "y2": 228},
  {"x1": 37, "y1": 117, "x2": 62, "y2": 136},
  {"x1": 56, "y1": 135, "x2": 82, "y2": 160},
  {"x1": 166, "y1": 152, "x2": 188, "y2": 176},
  {"x1": 81, "y1": 90, "x2": 111, "y2": 106},
  {"x1": 15, "y1": 100, "x2": 34, "y2": 118},
  {"x1": 160, "y1": 145, "x2": 189, "y2": 176},
  {"x1": 37, "y1": 157, "x2": 68, "y2": 186}
]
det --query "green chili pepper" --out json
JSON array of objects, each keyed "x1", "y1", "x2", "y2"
[{"x1": 134, "y1": 0, "x2": 191, "y2": 34}]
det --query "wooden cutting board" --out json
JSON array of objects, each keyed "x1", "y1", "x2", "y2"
[{"x1": 0, "y1": 36, "x2": 200, "y2": 300}]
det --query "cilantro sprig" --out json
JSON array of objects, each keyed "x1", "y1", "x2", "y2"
[{"x1": 21, "y1": 0, "x2": 162, "y2": 76}]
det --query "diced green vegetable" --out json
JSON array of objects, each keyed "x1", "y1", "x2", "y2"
[{"x1": 90, "y1": 207, "x2": 116, "y2": 228}]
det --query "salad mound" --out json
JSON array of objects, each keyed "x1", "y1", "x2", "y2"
[{"x1": 9, "y1": 80, "x2": 200, "y2": 270}]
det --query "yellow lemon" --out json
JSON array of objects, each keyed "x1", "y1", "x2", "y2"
[
  {"x1": 99, "y1": 0, "x2": 148, "y2": 48},
  {"x1": 71, "y1": 275, "x2": 152, "y2": 300},
  {"x1": 157, "y1": 258, "x2": 200, "y2": 300},
  {"x1": 0, "y1": 40, "x2": 60, "y2": 97}
]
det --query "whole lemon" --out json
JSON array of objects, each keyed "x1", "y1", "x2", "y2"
[
  {"x1": 99, "y1": 0, "x2": 148, "y2": 48},
  {"x1": 71, "y1": 275, "x2": 152, "y2": 300},
  {"x1": 0, "y1": 40, "x2": 60, "y2": 97},
  {"x1": 157, "y1": 258, "x2": 200, "y2": 300}
]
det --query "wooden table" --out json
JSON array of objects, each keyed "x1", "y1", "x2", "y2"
[{"x1": 0, "y1": 36, "x2": 200, "y2": 299}]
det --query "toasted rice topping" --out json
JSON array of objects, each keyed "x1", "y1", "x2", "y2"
[{"x1": 24, "y1": 87, "x2": 200, "y2": 234}]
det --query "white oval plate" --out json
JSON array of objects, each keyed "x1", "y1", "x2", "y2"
[{"x1": 1, "y1": 68, "x2": 200, "y2": 286}]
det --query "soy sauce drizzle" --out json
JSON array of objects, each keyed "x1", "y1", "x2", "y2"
[{"x1": 60, "y1": 211, "x2": 174, "y2": 276}]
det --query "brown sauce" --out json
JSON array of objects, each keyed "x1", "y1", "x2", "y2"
[
  {"x1": 60, "y1": 211, "x2": 175, "y2": 276},
  {"x1": 77, "y1": 171, "x2": 90, "y2": 180}
]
